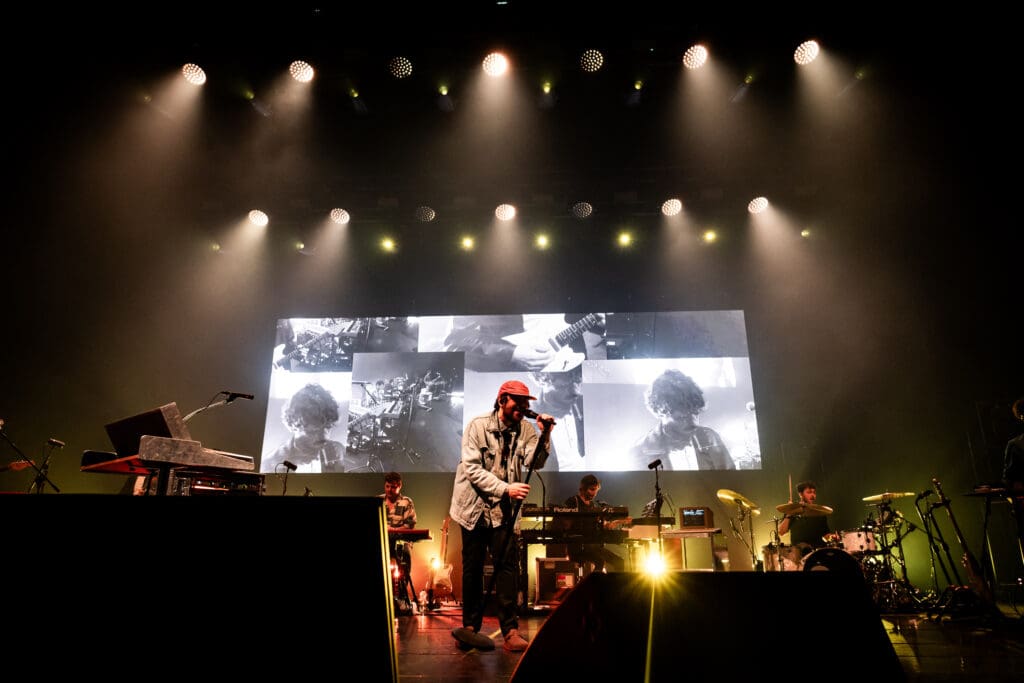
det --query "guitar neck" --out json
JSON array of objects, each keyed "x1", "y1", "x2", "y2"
[{"x1": 552, "y1": 314, "x2": 599, "y2": 347}]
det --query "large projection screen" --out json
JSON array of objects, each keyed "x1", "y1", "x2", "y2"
[{"x1": 259, "y1": 311, "x2": 761, "y2": 473}]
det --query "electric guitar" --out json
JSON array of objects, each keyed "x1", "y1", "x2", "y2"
[
  {"x1": 431, "y1": 517, "x2": 453, "y2": 601},
  {"x1": 933, "y1": 478, "x2": 994, "y2": 605},
  {"x1": 502, "y1": 313, "x2": 604, "y2": 373}
]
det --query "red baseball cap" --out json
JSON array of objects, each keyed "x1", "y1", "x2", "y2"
[{"x1": 497, "y1": 380, "x2": 536, "y2": 400}]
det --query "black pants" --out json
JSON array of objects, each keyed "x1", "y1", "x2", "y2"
[{"x1": 459, "y1": 519, "x2": 519, "y2": 635}]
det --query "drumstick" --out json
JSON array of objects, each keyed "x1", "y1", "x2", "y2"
[{"x1": 788, "y1": 474, "x2": 793, "y2": 503}]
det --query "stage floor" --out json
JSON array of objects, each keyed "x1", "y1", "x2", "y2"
[{"x1": 396, "y1": 597, "x2": 1024, "y2": 682}]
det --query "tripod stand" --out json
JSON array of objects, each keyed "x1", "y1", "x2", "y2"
[{"x1": 0, "y1": 426, "x2": 61, "y2": 494}]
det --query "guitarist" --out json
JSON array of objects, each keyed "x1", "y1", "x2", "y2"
[{"x1": 444, "y1": 313, "x2": 606, "y2": 372}]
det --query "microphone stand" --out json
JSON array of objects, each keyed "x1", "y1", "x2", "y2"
[
  {"x1": 534, "y1": 471, "x2": 547, "y2": 534},
  {"x1": 182, "y1": 398, "x2": 230, "y2": 423},
  {"x1": 652, "y1": 462, "x2": 665, "y2": 556},
  {"x1": 453, "y1": 418, "x2": 552, "y2": 649},
  {"x1": 0, "y1": 429, "x2": 60, "y2": 494}
]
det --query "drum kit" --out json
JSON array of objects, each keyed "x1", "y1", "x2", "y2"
[{"x1": 753, "y1": 489, "x2": 923, "y2": 611}]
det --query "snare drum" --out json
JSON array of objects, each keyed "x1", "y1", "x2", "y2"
[
  {"x1": 801, "y1": 548, "x2": 864, "y2": 578},
  {"x1": 761, "y1": 543, "x2": 803, "y2": 572},
  {"x1": 841, "y1": 529, "x2": 876, "y2": 554}
]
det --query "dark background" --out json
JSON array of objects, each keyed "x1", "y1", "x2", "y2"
[{"x1": 2, "y1": 6, "x2": 1020, "y2": 595}]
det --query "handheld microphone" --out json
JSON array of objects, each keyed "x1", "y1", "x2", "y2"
[
  {"x1": 282, "y1": 460, "x2": 298, "y2": 472},
  {"x1": 521, "y1": 408, "x2": 556, "y2": 426},
  {"x1": 47, "y1": 438, "x2": 66, "y2": 448},
  {"x1": 224, "y1": 391, "x2": 255, "y2": 403},
  {"x1": 648, "y1": 459, "x2": 662, "y2": 470}
]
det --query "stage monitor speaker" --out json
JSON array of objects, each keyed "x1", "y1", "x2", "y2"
[
  {"x1": 511, "y1": 571, "x2": 903, "y2": 681},
  {"x1": 0, "y1": 495, "x2": 398, "y2": 681}
]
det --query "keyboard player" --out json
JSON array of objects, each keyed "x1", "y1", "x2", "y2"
[{"x1": 558, "y1": 474, "x2": 626, "y2": 573}]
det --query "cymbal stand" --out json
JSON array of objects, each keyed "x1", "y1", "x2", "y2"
[
  {"x1": 766, "y1": 516, "x2": 783, "y2": 571},
  {"x1": 868, "y1": 508, "x2": 925, "y2": 611},
  {"x1": 727, "y1": 504, "x2": 760, "y2": 571}
]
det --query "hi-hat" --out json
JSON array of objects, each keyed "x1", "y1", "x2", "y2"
[
  {"x1": 862, "y1": 491, "x2": 915, "y2": 503},
  {"x1": 716, "y1": 489, "x2": 760, "y2": 514},
  {"x1": 775, "y1": 502, "x2": 833, "y2": 517}
]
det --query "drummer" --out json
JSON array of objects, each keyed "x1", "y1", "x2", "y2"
[{"x1": 778, "y1": 481, "x2": 835, "y2": 559}]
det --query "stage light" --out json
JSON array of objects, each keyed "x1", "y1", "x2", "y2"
[
  {"x1": 794, "y1": 40, "x2": 820, "y2": 65},
  {"x1": 627, "y1": 80, "x2": 643, "y2": 107},
  {"x1": 381, "y1": 237, "x2": 396, "y2": 252},
  {"x1": 330, "y1": 208, "x2": 350, "y2": 225},
  {"x1": 182, "y1": 63, "x2": 206, "y2": 85},
  {"x1": 538, "y1": 81, "x2": 555, "y2": 109},
  {"x1": 643, "y1": 549, "x2": 667, "y2": 576},
  {"x1": 801, "y1": 229, "x2": 812, "y2": 238},
  {"x1": 682, "y1": 44, "x2": 708, "y2": 70},
  {"x1": 495, "y1": 204, "x2": 516, "y2": 221},
  {"x1": 295, "y1": 241, "x2": 316, "y2": 256},
  {"x1": 580, "y1": 49, "x2": 604, "y2": 72},
  {"x1": 389, "y1": 56, "x2": 413, "y2": 79},
  {"x1": 617, "y1": 232, "x2": 633, "y2": 247},
  {"x1": 571, "y1": 202, "x2": 593, "y2": 219},
  {"x1": 535, "y1": 234, "x2": 550, "y2": 249},
  {"x1": 702, "y1": 230, "x2": 718, "y2": 243},
  {"x1": 290, "y1": 60, "x2": 314, "y2": 82},
  {"x1": 482, "y1": 52, "x2": 509, "y2": 77},
  {"x1": 248, "y1": 210, "x2": 269, "y2": 227},
  {"x1": 414, "y1": 206, "x2": 437, "y2": 223},
  {"x1": 747, "y1": 197, "x2": 769, "y2": 214},
  {"x1": 460, "y1": 236, "x2": 475, "y2": 251},
  {"x1": 661, "y1": 199, "x2": 682, "y2": 217},
  {"x1": 437, "y1": 85, "x2": 455, "y2": 112}
]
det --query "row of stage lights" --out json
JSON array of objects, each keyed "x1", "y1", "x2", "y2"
[
  {"x1": 247, "y1": 196, "x2": 771, "y2": 227},
  {"x1": 179, "y1": 40, "x2": 824, "y2": 89},
  {"x1": 233, "y1": 196, "x2": 809, "y2": 256}
]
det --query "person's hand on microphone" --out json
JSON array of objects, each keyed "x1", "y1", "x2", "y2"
[{"x1": 521, "y1": 408, "x2": 556, "y2": 430}]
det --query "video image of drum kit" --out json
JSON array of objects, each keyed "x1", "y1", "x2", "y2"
[{"x1": 718, "y1": 488, "x2": 924, "y2": 612}]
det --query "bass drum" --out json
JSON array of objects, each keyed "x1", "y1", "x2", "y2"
[
  {"x1": 762, "y1": 544, "x2": 803, "y2": 572},
  {"x1": 801, "y1": 548, "x2": 864, "y2": 579}
]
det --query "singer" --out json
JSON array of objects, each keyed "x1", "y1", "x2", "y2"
[
  {"x1": 448, "y1": 379, "x2": 554, "y2": 652},
  {"x1": 262, "y1": 383, "x2": 346, "y2": 473},
  {"x1": 627, "y1": 368, "x2": 735, "y2": 471}
]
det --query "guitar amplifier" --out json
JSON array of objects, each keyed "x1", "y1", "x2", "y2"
[{"x1": 680, "y1": 506, "x2": 714, "y2": 529}]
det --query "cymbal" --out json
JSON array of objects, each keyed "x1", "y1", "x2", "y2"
[
  {"x1": 716, "y1": 489, "x2": 761, "y2": 515},
  {"x1": 862, "y1": 491, "x2": 915, "y2": 503},
  {"x1": 775, "y1": 502, "x2": 833, "y2": 517}
]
